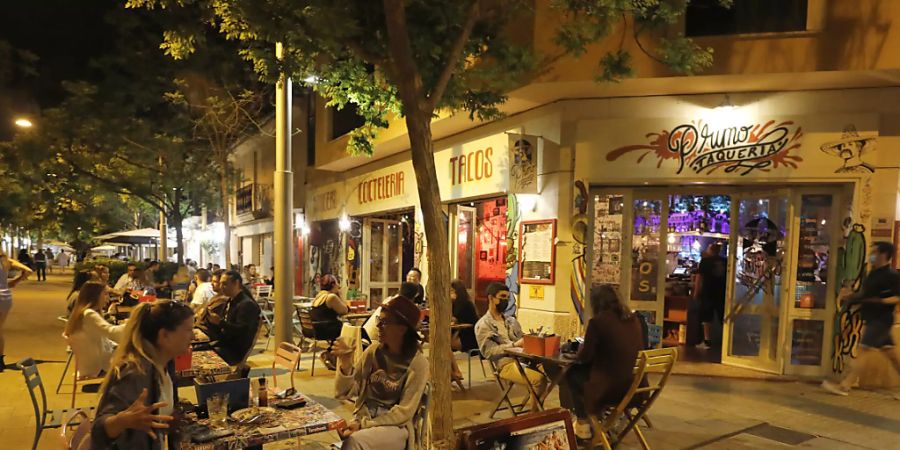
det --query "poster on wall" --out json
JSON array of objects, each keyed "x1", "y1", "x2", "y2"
[
  {"x1": 519, "y1": 219, "x2": 557, "y2": 285},
  {"x1": 508, "y1": 134, "x2": 539, "y2": 195},
  {"x1": 593, "y1": 195, "x2": 624, "y2": 286}
]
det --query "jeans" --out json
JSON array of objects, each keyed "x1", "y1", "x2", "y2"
[{"x1": 35, "y1": 263, "x2": 46, "y2": 281}]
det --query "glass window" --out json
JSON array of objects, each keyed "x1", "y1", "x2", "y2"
[
  {"x1": 370, "y1": 222, "x2": 384, "y2": 282},
  {"x1": 791, "y1": 319, "x2": 824, "y2": 365},
  {"x1": 456, "y1": 208, "x2": 475, "y2": 289},
  {"x1": 593, "y1": 195, "x2": 625, "y2": 288},
  {"x1": 731, "y1": 314, "x2": 762, "y2": 356},
  {"x1": 632, "y1": 199, "x2": 661, "y2": 301},
  {"x1": 388, "y1": 222, "x2": 401, "y2": 282},
  {"x1": 795, "y1": 195, "x2": 832, "y2": 309},
  {"x1": 686, "y1": 0, "x2": 808, "y2": 37},
  {"x1": 475, "y1": 199, "x2": 508, "y2": 299}
]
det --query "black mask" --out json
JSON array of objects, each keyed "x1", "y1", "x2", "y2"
[{"x1": 495, "y1": 299, "x2": 509, "y2": 313}]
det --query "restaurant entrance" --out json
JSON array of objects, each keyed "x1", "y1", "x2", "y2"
[
  {"x1": 449, "y1": 197, "x2": 509, "y2": 313},
  {"x1": 356, "y1": 210, "x2": 415, "y2": 309},
  {"x1": 589, "y1": 185, "x2": 845, "y2": 376}
]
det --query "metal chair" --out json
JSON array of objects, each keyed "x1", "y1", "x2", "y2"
[
  {"x1": 271, "y1": 342, "x2": 303, "y2": 390},
  {"x1": 63, "y1": 334, "x2": 105, "y2": 407},
  {"x1": 466, "y1": 348, "x2": 487, "y2": 389},
  {"x1": 17, "y1": 358, "x2": 95, "y2": 450},
  {"x1": 58, "y1": 410, "x2": 92, "y2": 450},
  {"x1": 295, "y1": 306, "x2": 335, "y2": 376},
  {"x1": 588, "y1": 347, "x2": 677, "y2": 450},
  {"x1": 487, "y1": 358, "x2": 529, "y2": 419}
]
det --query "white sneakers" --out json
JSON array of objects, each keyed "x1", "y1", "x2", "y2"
[{"x1": 821, "y1": 380, "x2": 849, "y2": 396}]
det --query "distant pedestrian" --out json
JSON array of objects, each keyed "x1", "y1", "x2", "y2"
[
  {"x1": 44, "y1": 248, "x2": 54, "y2": 274},
  {"x1": 33, "y1": 248, "x2": 47, "y2": 281},
  {"x1": 17, "y1": 248, "x2": 33, "y2": 270},
  {"x1": 823, "y1": 241, "x2": 900, "y2": 396},
  {"x1": 0, "y1": 249, "x2": 33, "y2": 372},
  {"x1": 56, "y1": 249, "x2": 70, "y2": 270}
]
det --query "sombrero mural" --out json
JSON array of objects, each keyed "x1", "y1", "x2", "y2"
[{"x1": 819, "y1": 124, "x2": 877, "y2": 174}]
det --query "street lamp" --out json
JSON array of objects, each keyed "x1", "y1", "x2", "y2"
[{"x1": 14, "y1": 118, "x2": 33, "y2": 128}]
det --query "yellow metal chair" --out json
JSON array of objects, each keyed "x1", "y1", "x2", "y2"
[{"x1": 589, "y1": 347, "x2": 677, "y2": 450}]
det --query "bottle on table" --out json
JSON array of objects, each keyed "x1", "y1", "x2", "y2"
[{"x1": 258, "y1": 377, "x2": 268, "y2": 407}]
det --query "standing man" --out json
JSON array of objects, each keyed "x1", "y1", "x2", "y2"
[
  {"x1": 694, "y1": 242, "x2": 727, "y2": 349},
  {"x1": 32, "y1": 248, "x2": 47, "y2": 282},
  {"x1": 56, "y1": 249, "x2": 70, "y2": 272},
  {"x1": 44, "y1": 248, "x2": 54, "y2": 274},
  {"x1": 405, "y1": 268, "x2": 426, "y2": 306},
  {"x1": 823, "y1": 242, "x2": 900, "y2": 396},
  {"x1": 475, "y1": 282, "x2": 547, "y2": 411}
]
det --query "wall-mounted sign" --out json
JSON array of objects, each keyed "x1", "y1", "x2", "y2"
[
  {"x1": 606, "y1": 120, "x2": 804, "y2": 176},
  {"x1": 436, "y1": 133, "x2": 509, "y2": 202},
  {"x1": 311, "y1": 189, "x2": 337, "y2": 214},
  {"x1": 519, "y1": 219, "x2": 557, "y2": 285},
  {"x1": 346, "y1": 161, "x2": 416, "y2": 216},
  {"x1": 358, "y1": 170, "x2": 405, "y2": 204},
  {"x1": 509, "y1": 134, "x2": 539, "y2": 194}
]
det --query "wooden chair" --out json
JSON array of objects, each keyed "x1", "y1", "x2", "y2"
[
  {"x1": 588, "y1": 347, "x2": 677, "y2": 450},
  {"x1": 487, "y1": 358, "x2": 529, "y2": 419},
  {"x1": 271, "y1": 342, "x2": 302, "y2": 390},
  {"x1": 17, "y1": 358, "x2": 95, "y2": 450},
  {"x1": 63, "y1": 334, "x2": 105, "y2": 408},
  {"x1": 58, "y1": 410, "x2": 92, "y2": 450},
  {"x1": 295, "y1": 306, "x2": 335, "y2": 376},
  {"x1": 254, "y1": 284, "x2": 273, "y2": 299}
]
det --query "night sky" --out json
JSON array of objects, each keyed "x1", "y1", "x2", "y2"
[{"x1": 0, "y1": 0, "x2": 120, "y2": 139}]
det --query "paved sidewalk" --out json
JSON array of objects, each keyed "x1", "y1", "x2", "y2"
[{"x1": 1, "y1": 273, "x2": 897, "y2": 449}]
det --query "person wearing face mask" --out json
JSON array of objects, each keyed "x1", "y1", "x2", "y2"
[
  {"x1": 475, "y1": 282, "x2": 547, "y2": 411},
  {"x1": 823, "y1": 241, "x2": 900, "y2": 396}
]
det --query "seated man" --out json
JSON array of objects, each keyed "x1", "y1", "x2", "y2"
[
  {"x1": 207, "y1": 270, "x2": 261, "y2": 366},
  {"x1": 190, "y1": 269, "x2": 217, "y2": 312},
  {"x1": 475, "y1": 282, "x2": 547, "y2": 410}
]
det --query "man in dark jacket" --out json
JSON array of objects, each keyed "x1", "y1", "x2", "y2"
[{"x1": 208, "y1": 270, "x2": 261, "y2": 366}]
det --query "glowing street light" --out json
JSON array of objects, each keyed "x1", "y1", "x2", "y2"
[{"x1": 14, "y1": 118, "x2": 33, "y2": 128}]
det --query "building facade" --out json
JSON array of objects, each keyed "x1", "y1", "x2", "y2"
[{"x1": 304, "y1": 0, "x2": 900, "y2": 382}]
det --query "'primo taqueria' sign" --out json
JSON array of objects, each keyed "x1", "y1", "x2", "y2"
[{"x1": 606, "y1": 120, "x2": 804, "y2": 176}]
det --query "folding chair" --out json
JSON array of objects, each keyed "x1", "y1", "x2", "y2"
[
  {"x1": 17, "y1": 358, "x2": 95, "y2": 450},
  {"x1": 63, "y1": 334, "x2": 105, "y2": 408},
  {"x1": 271, "y1": 342, "x2": 302, "y2": 390},
  {"x1": 466, "y1": 348, "x2": 487, "y2": 389},
  {"x1": 487, "y1": 358, "x2": 529, "y2": 419},
  {"x1": 58, "y1": 410, "x2": 92, "y2": 450},
  {"x1": 588, "y1": 347, "x2": 677, "y2": 450},
  {"x1": 295, "y1": 307, "x2": 335, "y2": 376}
]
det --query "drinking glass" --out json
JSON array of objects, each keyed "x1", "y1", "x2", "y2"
[{"x1": 207, "y1": 393, "x2": 229, "y2": 426}]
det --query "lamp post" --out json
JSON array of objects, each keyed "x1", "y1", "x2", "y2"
[{"x1": 273, "y1": 42, "x2": 295, "y2": 346}]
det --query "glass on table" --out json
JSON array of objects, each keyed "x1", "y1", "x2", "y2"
[{"x1": 207, "y1": 392, "x2": 229, "y2": 426}]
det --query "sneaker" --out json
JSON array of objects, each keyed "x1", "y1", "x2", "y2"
[
  {"x1": 695, "y1": 342, "x2": 711, "y2": 350},
  {"x1": 575, "y1": 421, "x2": 592, "y2": 440},
  {"x1": 821, "y1": 380, "x2": 849, "y2": 396}
]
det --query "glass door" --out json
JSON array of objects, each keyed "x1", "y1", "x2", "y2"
[
  {"x1": 630, "y1": 193, "x2": 667, "y2": 342},
  {"x1": 362, "y1": 218, "x2": 403, "y2": 308},
  {"x1": 784, "y1": 188, "x2": 842, "y2": 376},
  {"x1": 451, "y1": 205, "x2": 477, "y2": 295},
  {"x1": 722, "y1": 191, "x2": 791, "y2": 373}
]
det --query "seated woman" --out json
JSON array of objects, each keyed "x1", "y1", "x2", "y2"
[
  {"x1": 169, "y1": 265, "x2": 191, "y2": 299},
  {"x1": 450, "y1": 279, "x2": 478, "y2": 386},
  {"x1": 65, "y1": 281, "x2": 126, "y2": 378},
  {"x1": 66, "y1": 270, "x2": 95, "y2": 316},
  {"x1": 310, "y1": 274, "x2": 349, "y2": 370},
  {"x1": 334, "y1": 295, "x2": 428, "y2": 450},
  {"x1": 559, "y1": 284, "x2": 645, "y2": 439},
  {"x1": 91, "y1": 300, "x2": 194, "y2": 449}
]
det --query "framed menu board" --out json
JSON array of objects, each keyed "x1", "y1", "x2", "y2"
[{"x1": 519, "y1": 219, "x2": 557, "y2": 285}]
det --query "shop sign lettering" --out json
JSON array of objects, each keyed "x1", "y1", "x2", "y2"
[
  {"x1": 358, "y1": 171, "x2": 405, "y2": 204},
  {"x1": 449, "y1": 147, "x2": 494, "y2": 186},
  {"x1": 311, "y1": 190, "x2": 337, "y2": 214},
  {"x1": 607, "y1": 120, "x2": 804, "y2": 176}
]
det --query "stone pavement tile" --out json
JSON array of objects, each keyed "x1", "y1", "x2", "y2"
[
  {"x1": 798, "y1": 437, "x2": 874, "y2": 450},
  {"x1": 703, "y1": 433, "x2": 794, "y2": 449}
]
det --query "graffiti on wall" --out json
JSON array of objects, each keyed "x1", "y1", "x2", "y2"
[
  {"x1": 569, "y1": 180, "x2": 588, "y2": 324},
  {"x1": 606, "y1": 120, "x2": 804, "y2": 176},
  {"x1": 505, "y1": 193, "x2": 521, "y2": 316},
  {"x1": 413, "y1": 220, "x2": 424, "y2": 269},
  {"x1": 831, "y1": 217, "x2": 867, "y2": 373},
  {"x1": 819, "y1": 125, "x2": 877, "y2": 174}
]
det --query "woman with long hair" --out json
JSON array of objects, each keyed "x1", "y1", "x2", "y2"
[
  {"x1": 91, "y1": 300, "x2": 194, "y2": 449},
  {"x1": 65, "y1": 281, "x2": 126, "y2": 377},
  {"x1": 450, "y1": 279, "x2": 479, "y2": 386},
  {"x1": 334, "y1": 295, "x2": 428, "y2": 450},
  {"x1": 311, "y1": 274, "x2": 349, "y2": 370},
  {"x1": 0, "y1": 250, "x2": 33, "y2": 372},
  {"x1": 559, "y1": 284, "x2": 645, "y2": 439}
]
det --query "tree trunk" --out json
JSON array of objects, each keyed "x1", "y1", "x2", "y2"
[
  {"x1": 219, "y1": 165, "x2": 232, "y2": 268},
  {"x1": 171, "y1": 194, "x2": 185, "y2": 265},
  {"x1": 405, "y1": 111, "x2": 454, "y2": 449}
]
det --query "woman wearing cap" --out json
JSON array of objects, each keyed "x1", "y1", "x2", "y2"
[{"x1": 334, "y1": 295, "x2": 428, "y2": 450}]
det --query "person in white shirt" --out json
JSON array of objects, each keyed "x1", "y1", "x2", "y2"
[
  {"x1": 64, "y1": 281, "x2": 126, "y2": 377},
  {"x1": 112, "y1": 263, "x2": 137, "y2": 296},
  {"x1": 190, "y1": 269, "x2": 216, "y2": 312}
]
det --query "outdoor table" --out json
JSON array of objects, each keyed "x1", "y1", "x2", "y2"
[
  {"x1": 292, "y1": 301, "x2": 312, "y2": 310},
  {"x1": 177, "y1": 350, "x2": 232, "y2": 379},
  {"x1": 343, "y1": 312, "x2": 372, "y2": 325},
  {"x1": 193, "y1": 329, "x2": 211, "y2": 345},
  {"x1": 181, "y1": 394, "x2": 346, "y2": 449},
  {"x1": 504, "y1": 347, "x2": 578, "y2": 412}
]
